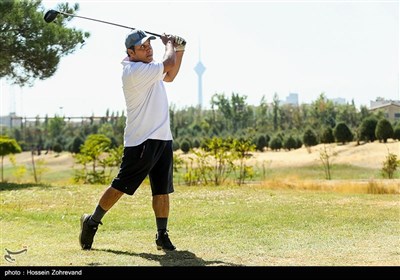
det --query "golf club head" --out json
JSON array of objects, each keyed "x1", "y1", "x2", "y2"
[{"x1": 44, "y1": 10, "x2": 59, "y2": 23}]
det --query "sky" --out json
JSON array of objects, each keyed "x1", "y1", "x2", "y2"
[{"x1": 1, "y1": 0, "x2": 399, "y2": 118}]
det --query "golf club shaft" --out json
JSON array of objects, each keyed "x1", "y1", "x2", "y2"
[{"x1": 57, "y1": 10, "x2": 161, "y2": 38}]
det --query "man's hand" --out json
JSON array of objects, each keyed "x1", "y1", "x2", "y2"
[
  {"x1": 161, "y1": 33, "x2": 175, "y2": 45},
  {"x1": 175, "y1": 35, "x2": 186, "y2": 52}
]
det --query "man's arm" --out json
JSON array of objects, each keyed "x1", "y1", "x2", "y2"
[
  {"x1": 161, "y1": 34, "x2": 177, "y2": 78},
  {"x1": 163, "y1": 35, "x2": 185, "y2": 82},
  {"x1": 163, "y1": 50, "x2": 184, "y2": 82}
]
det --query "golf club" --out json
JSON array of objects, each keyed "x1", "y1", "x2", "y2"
[{"x1": 44, "y1": 9, "x2": 169, "y2": 40}]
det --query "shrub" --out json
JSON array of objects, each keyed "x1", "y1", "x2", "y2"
[
  {"x1": 394, "y1": 124, "x2": 400, "y2": 141},
  {"x1": 303, "y1": 128, "x2": 318, "y2": 147},
  {"x1": 375, "y1": 119, "x2": 394, "y2": 143},
  {"x1": 269, "y1": 137, "x2": 282, "y2": 151},
  {"x1": 193, "y1": 138, "x2": 201, "y2": 149},
  {"x1": 69, "y1": 136, "x2": 84, "y2": 154},
  {"x1": 359, "y1": 116, "x2": 378, "y2": 142},
  {"x1": 256, "y1": 135, "x2": 267, "y2": 152},
  {"x1": 180, "y1": 140, "x2": 191, "y2": 154},
  {"x1": 172, "y1": 140, "x2": 180, "y2": 151},
  {"x1": 295, "y1": 137, "x2": 303, "y2": 149},
  {"x1": 381, "y1": 152, "x2": 399, "y2": 179},
  {"x1": 321, "y1": 127, "x2": 335, "y2": 144},
  {"x1": 53, "y1": 143, "x2": 62, "y2": 153},
  {"x1": 283, "y1": 135, "x2": 297, "y2": 151},
  {"x1": 334, "y1": 122, "x2": 353, "y2": 144}
]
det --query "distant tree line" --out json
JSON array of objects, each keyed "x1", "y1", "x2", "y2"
[{"x1": 2, "y1": 93, "x2": 400, "y2": 154}]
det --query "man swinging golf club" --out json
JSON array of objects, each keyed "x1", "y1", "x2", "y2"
[{"x1": 79, "y1": 30, "x2": 186, "y2": 251}]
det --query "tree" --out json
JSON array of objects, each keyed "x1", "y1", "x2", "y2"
[
  {"x1": 279, "y1": 104, "x2": 292, "y2": 130},
  {"x1": 319, "y1": 144, "x2": 337, "y2": 180},
  {"x1": 381, "y1": 152, "x2": 399, "y2": 179},
  {"x1": 206, "y1": 137, "x2": 234, "y2": 186},
  {"x1": 375, "y1": 119, "x2": 394, "y2": 143},
  {"x1": 230, "y1": 92, "x2": 251, "y2": 132},
  {"x1": 320, "y1": 126, "x2": 335, "y2": 144},
  {"x1": 303, "y1": 128, "x2": 318, "y2": 148},
  {"x1": 0, "y1": 0, "x2": 90, "y2": 86},
  {"x1": 334, "y1": 122, "x2": 353, "y2": 145},
  {"x1": 211, "y1": 93, "x2": 232, "y2": 131},
  {"x1": 256, "y1": 135, "x2": 267, "y2": 152},
  {"x1": 359, "y1": 116, "x2": 378, "y2": 142},
  {"x1": 232, "y1": 138, "x2": 255, "y2": 185},
  {"x1": 69, "y1": 136, "x2": 84, "y2": 154},
  {"x1": 272, "y1": 93, "x2": 280, "y2": 131},
  {"x1": 210, "y1": 92, "x2": 251, "y2": 133},
  {"x1": 180, "y1": 139, "x2": 191, "y2": 154},
  {"x1": 283, "y1": 135, "x2": 297, "y2": 151},
  {"x1": 265, "y1": 134, "x2": 271, "y2": 149},
  {"x1": 74, "y1": 134, "x2": 112, "y2": 184},
  {"x1": 336, "y1": 101, "x2": 359, "y2": 129},
  {"x1": 394, "y1": 123, "x2": 400, "y2": 141},
  {"x1": 47, "y1": 116, "x2": 66, "y2": 151},
  {"x1": 310, "y1": 93, "x2": 336, "y2": 129},
  {"x1": 256, "y1": 95, "x2": 268, "y2": 128},
  {"x1": 0, "y1": 136, "x2": 22, "y2": 182},
  {"x1": 269, "y1": 136, "x2": 282, "y2": 151},
  {"x1": 295, "y1": 136, "x2": 303, "y2": 149}
]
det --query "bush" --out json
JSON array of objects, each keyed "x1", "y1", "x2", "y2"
[
  {"x1": 303, "y1": 128, "x2": 318, "y2": 147},
  {"x1": 334, "y1": 122, "x2": 353, "y2": 144},
  {"x1": 172, "y1": 140, "x2": 180, "y2": 151},
  {"x1": 53, "y1": 143, "x2": 63, "y2": 153},
  {"x1": 321, "y1": 127, "x2": 335, "y2": 144},
  {"x1": 295, "y1": 137, "x2": 303, "y2": 149},
  {"x1": 283, "y1": 135, "x2": 297, "y2": 151},
  {"x1": 269, "y1": 137, "x2": 282, "y2": 151},
  {"x1": 256, "y1": 135, "x2": 267, "y2": 152},
  {"x1": 359, "y1": 116, "x2": 378, "y2": 142},
  {"x1": 394, "y1": 124, "x2": 400, "y2": 141},
  {"x1": 381, "y1": 152, "x2": 399, "y2": 179},
  {"x1": 265, "y1": 134, "x2": 271, "y2": 149},
  {"x1": 193, "y1": 138, "x2": 201, "y2": 149},
  {"x1": 180, "y1": 140, "x2": 191, "y2": 154},
  {"x1": 69, "y1": 136, "x2": 84, "y2": 154},
  {"x1": 375, "y1": 119, "x2": 394, "y2": 143}
]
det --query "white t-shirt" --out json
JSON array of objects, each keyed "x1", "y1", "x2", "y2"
[{"x1": 121, "y1": 57, "x2": 173, "y2": 147}]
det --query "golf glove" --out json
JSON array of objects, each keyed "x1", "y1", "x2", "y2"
[{"x1": 175, "y1": 35, "x2": 186, "y2": 51}]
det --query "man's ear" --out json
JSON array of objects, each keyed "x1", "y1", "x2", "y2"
[{"x1": 127, "y1": 48, "x2": 135, "y2": 58}]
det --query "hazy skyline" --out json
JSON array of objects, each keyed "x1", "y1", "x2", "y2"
[{"x1": 1, "y1": 0, "x2": 399, "y2": 117}]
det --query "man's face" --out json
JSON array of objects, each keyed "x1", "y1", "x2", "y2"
[{"x1": 128, "y1": 40, "x2": 153, "y2": 63}]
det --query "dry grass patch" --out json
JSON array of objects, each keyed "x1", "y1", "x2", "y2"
[{"x1": 258, "y1": 179, "x2": 400, "y2": 194}]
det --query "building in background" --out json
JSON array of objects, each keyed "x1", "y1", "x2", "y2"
[
  {"x1": 0, "y1": 113, "x2": 22, "y2": 129},
  {"x1": 282, "y1": 92, "x2": 299, "y2": 106},
  {"x1": 369, "y1": 100, "x2": 400, "y2": 122},
  {"x1": 331, "y1": 97, "x2": 346, "y2": 105}
]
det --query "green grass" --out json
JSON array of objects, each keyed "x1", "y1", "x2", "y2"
[{"x1": 1, "y1": 182, "x2": 399, "y2": 266}]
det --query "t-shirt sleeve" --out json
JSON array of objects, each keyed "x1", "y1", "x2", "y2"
[{"x1": 129, "y1": 62, "x2": 164, "y2": 88}]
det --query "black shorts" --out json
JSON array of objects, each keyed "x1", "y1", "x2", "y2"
[{"x1": 110, "y1": 139, "x2": 174, "y2": 196}]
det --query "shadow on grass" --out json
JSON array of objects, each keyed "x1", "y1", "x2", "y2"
[
  {"x1": 96, "y1": 248, "x2": 240, "y2": 266},
  {"x1": 0, "y1": 182, "x2": 52, "y2": 191}
]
